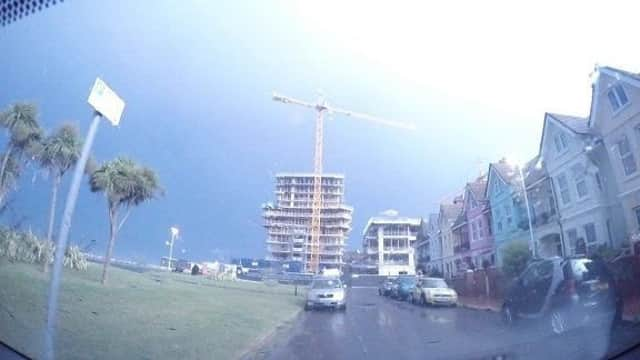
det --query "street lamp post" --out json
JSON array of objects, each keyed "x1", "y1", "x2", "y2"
[
  {"x1": 45, "y1": 78, "x2": 124, "y2": 360},
  {"x1": 167, "y1": 226, "x2": 179, "y2": 271},
  {"x1": 517, "y1": 165, "x2": 536, "y2": 258}
]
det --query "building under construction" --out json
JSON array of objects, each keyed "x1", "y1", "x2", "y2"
[{"x1": 263, "y1": 173, "x2": 353, "y2": 272}]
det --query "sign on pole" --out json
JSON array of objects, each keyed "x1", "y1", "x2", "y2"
[{"x1": 87, "y1": 77, "x2": 125, "y2": 126}]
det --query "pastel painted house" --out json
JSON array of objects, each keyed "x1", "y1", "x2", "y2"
[
  {"x1": 486, "y1": 159, "x2": 530, "y2": 266},
  {"x1": 464, "y1": 175, "x2": 495, "y2": 268}
]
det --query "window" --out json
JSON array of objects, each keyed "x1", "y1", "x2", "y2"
[
  {"x1": 493, "y1": 179, "x2": 502, "y2": 194},
  {"x1": 617, "y1": 136, "x2": 637, "y2": 176},
  {"x1": 567, "y1": 229, "x2": 578, "y2": 253},
  {"x1": 557, "y1": 174, "x2": 571, "y2": 205},
  {"x1": 553, "y1": 133, "x2": 569, "y2": 153},
  {"x1": 608, "y1": 84, "x2": 629, "y2": 112},
  {"x1": 575, "y1": 178, "x2": 588, "y2": 198},
  {"x1": 595, "y1": 172, "x2": 603, "y2": 191},
  {"x1": 497, "y1": 221, "x2": 503, "y2": 232},
  {"x1": 635, "y1": 207, "x2": 640, "y2": 231},
  {"x1": 584, "y1": 223, "x2": 597, "y2": 244}
]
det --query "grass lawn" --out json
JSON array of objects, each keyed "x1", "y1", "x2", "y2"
[{"x1": 0, "y1": 262, "x2": 303, "y2": 359}]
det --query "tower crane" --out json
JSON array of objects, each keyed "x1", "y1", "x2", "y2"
[{"x1": 272, "y1": 92, "x2": 415, "y2": 273}]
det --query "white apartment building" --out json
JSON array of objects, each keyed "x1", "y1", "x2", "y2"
[
  {"x1": 362, "y1": 216, "x2": 420, "y2": 275},
  {"x1": 263, "y1": 173, "x2": 353, "y2": 272}
]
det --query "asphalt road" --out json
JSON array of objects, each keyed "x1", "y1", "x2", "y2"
[{"x1": 249, "y1": 287, "x2": 640, "y2": 360}]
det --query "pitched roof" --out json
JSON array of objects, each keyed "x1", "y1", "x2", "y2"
[
  {"x1": 490, "y1": 159, "x2": 519, "y2": 185},
  {"x1": 467, "y1": 175, "x2": 488, "y2": 201},
  {"x1": 440, "y1": 202, "x2": 462, "y2": 222},
  {"x1": 547, "y1": 113, "x2": 590, "y2": 135},
  {"x1": 523, "y1": 155, "x2": 546, "y2": 187},
  {"x1": 452, "y1": 210, "x2": 466, "y2": 229},
  {"x1": 601, "y1": 66, "x2": 640, "y2": 82}
]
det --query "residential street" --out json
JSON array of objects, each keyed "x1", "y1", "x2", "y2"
[{"x1": 249, "y1": 287, "x2": 640, "y2": 360}]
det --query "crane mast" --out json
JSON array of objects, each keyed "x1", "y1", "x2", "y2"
[{"x1": 272, "y1": 92, "x2": 413, "y2": 273}]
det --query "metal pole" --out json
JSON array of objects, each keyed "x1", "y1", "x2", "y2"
[
  {"x1": 168, "y1": 234, "x2": 175, "y2": 271},
  {"x1": 519, "y1": 167, "x2": 536, "y2": 257},
  {"x1": 45, "y1": 112, "x2": 101, "y2": 360}
]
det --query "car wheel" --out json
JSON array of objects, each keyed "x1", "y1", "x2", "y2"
[
  {"x1": 501, "y1": 304, "x2": 515, "y2": 327},
  {"x1": 550, "y1": 309, "x2": 569, "y2": 335}
]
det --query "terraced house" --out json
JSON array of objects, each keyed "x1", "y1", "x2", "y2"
[
  {"x1": 590, "y1": 66, "x2": 640, "y2": 248},
  {"x1": 522, "y1": 156, "x2": 564, "y2": 258},
  {"x1": 451, "y1": 209, "x2": 469, "y2": 273},
  {"x1": 439, "y1": 198, "x2": 463, "y2": 278},
  {"x1": 538, "y1": 112, "x2": 626, "y2": 255},
  {"x1": 413, "y1": 214, "x2": 441, "y2": 275},
  {"x1": 486, "y1": 159, "x2": 530, "y2": 265},
  {"x1": 464, "y1": 175, "x2": 495, "y2": 268}
]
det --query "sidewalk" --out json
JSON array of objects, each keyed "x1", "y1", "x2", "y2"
[
  {"x1": 458, "y1": 296, "x2": 501, "y2": 312},
  {"x1": 460, "y1": 295, "x2": 640, "y2": 322}
]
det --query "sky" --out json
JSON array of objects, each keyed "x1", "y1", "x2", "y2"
[{"x1": 1, "y1": 0, "x2": 639, "y2": 263}]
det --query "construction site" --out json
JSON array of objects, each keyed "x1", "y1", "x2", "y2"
[
  {"x1": 262, "y1": 173, "x2": 353, "y2": 272},
  {"x1": 264, "y1": 92, "x2": 412, "y2": 274}
]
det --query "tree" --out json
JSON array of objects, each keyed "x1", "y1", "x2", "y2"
[
  {"x1": 0, "y1": 102, "x2": 43, "y2": 204},
  {"x1": 89, "y1": 157, "x2": 162, "y2": 284},
  {"x1": 38, "y1": 124, "x2": 83, "y2": 245},
  {"x1": 501, "y1": 240, "x2": 531, "y2": 278}
]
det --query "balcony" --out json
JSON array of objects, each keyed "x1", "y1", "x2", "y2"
[
  {"x1": 454, "y1": 243, "x2": 470, "y2": 254},
  {"x1": 383, "y1": 247, "x2": 411, "y2": 253},
  {"x1": 268, "y1": 247, "x2": 290, "y2": 254}
]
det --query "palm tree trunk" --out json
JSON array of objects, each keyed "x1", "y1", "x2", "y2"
[
  {"x1": 101, "y1": 205, "x2": 118, "y2": 285},
  {"x1": 43, "y1": 173, "x2": 61, "y2": 273},
  {"x1": 0, "y1": 142, "x2": 14, "y2": 205}
]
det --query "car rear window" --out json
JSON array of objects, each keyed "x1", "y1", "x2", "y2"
[
  {"x1": 312, "y1": 279, "x2": 342, "y2": 289},
  {"x1": 423, "y1": 279, "x2": 448, "y2": 288}
]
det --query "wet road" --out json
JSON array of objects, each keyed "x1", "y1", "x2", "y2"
[{"x1": 251, "y1": 287, "x2": 640, "y2": 360}]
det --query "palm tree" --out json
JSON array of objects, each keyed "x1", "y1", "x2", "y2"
[
  {"x1": 89, "y1": 157, "x2": 162, "y2": 284},
  {"x1": 0, "y1": 102, "x2": 43, "y2": 204},
  {"x1": 38, "y1": 124, "x2": 83, "y2": 243}
]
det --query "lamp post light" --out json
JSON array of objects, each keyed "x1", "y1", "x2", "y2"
[{"x1": 166, "y1": 226, "x2": 180, "y2": 271}]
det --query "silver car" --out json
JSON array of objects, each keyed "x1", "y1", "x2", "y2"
[{"x1": 305, "y1": 277, "x2": 347, "y2": 311}]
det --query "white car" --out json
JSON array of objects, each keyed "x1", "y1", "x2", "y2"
[
  {"x1": 410, "y1": 277, "x2": 458, "y2": 307},
  {"x1": 305, "y1": 277, "x2": 347, "y2": 311}
]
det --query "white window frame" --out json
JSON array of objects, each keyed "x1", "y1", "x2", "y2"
[
  {"x1": 583, "y1": 223, "x2": 597, "y2": 244},
  {"x1": 608, "y1": 83, "x2": 629, "y2": 114},
  {"x1": 617, "y1": 135, "x2": 637, "y2": 176},
  {"x1": 575, "y1": 176, "x2": 588, "y2": 199}
]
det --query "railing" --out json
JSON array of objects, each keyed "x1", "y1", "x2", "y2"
[{"x1": 382, "y1": 247, "x2": 411, "y2": 253}]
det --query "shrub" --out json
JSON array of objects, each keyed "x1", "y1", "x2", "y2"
[
  {"x1": 0, "y1": 227, "x2": 86, "y2": 270},
  {"x1": 502, "y1": 240, "x2": 531, "y2": 278}
]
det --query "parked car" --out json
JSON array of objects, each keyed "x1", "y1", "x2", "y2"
[
  {"x1": 391, "y1": 276, "x2": 417, "y2": 300},
  {"x1": 305, "y1": 277, "x2": 347, "y2": 311},
  {"x1": 378, "y1": 277, "x2": 395, "y2": 296},
  {"x1": 501, "y1": 256, "x2": 622, "y2": 335},
  {"x1": 410, "y1": 277, "x2": 458, "y2": 306}
]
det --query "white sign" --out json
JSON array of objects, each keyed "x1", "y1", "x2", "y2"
[{"x1": 87, "y1": 78, "x2": 125, "y2": 126}]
